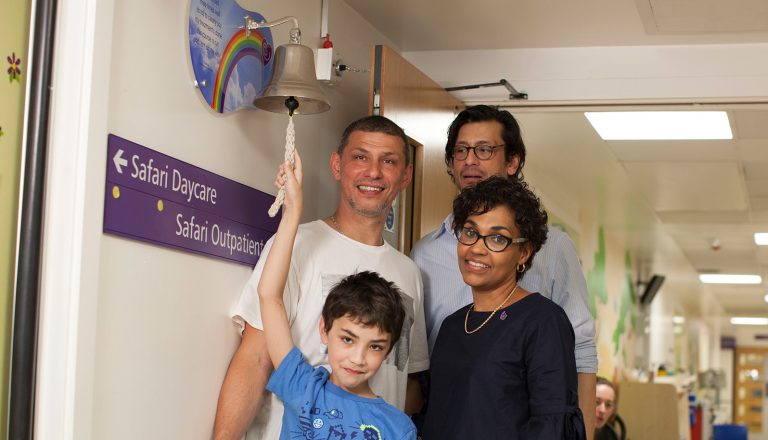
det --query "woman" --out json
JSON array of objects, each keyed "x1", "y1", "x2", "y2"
[
  {"x1": 423, "y1": 176, "x2": 585, "y2": 439},
  {"x1": 595, "y1": 377, "x2": 620, "y2": 440}
]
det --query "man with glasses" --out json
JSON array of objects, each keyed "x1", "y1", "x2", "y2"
[{"x1": 411, "y1": 105, "x2": 597, "y2": 438}]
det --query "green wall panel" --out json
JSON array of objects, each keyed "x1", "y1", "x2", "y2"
[{"x1": 0, "y1": 0, "x2": 32, "y2": 435}]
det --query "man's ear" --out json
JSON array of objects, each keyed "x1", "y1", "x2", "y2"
[
  {"x1": 506, "y1": 154, "x2": 521, "y2": 177},
  {"x1": 319, "y1": 317, "x2": 329, "y2": 344},
  {"x1": 329, "y1": 152, "x2": 341, "y2": 181},
  {"x1": 401, "y1": 163, "x2": 413, "y2": 188}
]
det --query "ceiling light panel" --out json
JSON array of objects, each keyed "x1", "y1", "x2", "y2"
[
  {"x1": 585, "y1": 111, "x2": 732, "y2": 140},
  {"x1": 731, "y1": 317, "x2": 768, "y2": 326},
  {"x1": 699, "y1": 274, "x2": 762, "y2": 284}
]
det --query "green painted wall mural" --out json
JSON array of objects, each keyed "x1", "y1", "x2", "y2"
[
  {"x1": 587, "y1": 226, "x2": 608, "y2": 317},
  {"x1": 588, "y1": 225, "x2": 641, "y2": 378},
  {"x1": 613, "y1": 250, "x2": 637, "y2": 356},
  {"x1": 1, "y1": 0, "x2": 32, "y2": 435}
]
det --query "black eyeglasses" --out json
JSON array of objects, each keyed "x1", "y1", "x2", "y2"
[
  {"x1": 455, "y1": 226, "x2": 528, "y2": 252},
  {"x1": 452, "y1": 144, "x2": 504, "y2": 161}
]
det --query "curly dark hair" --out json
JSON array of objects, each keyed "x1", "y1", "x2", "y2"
[
  {"x1": 445, "y1": 105, "x2": 526, "y2": 179},
  {"x1": 322, "y1": 271, "x2": 406, "y2": 353},
  {"x1": 452, "y1": 176, "x2": 548, "y2": 280}
]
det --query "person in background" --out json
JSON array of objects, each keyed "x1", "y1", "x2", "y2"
[
  {"x1": 423, "y1": 176, "x2": 585, "y2": 439},
  {"x1": 595, "y1": 377, "x2": 620, "y2": 440},
  {"x1": 256, "y1": 151, "x2": 416, "y2": 439},
  {"x1": 214, "y1": 116, "x2": 428, "y2": 440},
  {"x1": 411, "y1": 105, "x2": 597, "y2": 438}
]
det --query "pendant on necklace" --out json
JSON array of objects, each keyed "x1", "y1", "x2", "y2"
[{"x1": 500, "y1": 311, "x2": 508, "y2": 321}]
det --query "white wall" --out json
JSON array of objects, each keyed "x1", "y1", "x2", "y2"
[
  {"x1": 648, "y1": 288, "x2": 678, "y2": 371},
  {"x1": 728, "y1": 325, "x2": 768, "y2": 348},
  {"x1": 36, "y1": 0, "x2": 396, "y2": 438},
  {"x1": 716, "y1": 348, "x2": 734, "y2": 423}
]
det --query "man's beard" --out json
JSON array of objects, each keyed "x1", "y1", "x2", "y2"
[{"x1": 345, "y1": 195, "x2": 390, "y2": 218}]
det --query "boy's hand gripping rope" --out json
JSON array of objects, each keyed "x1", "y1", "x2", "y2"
[{"x1": 268, "y1": 116, "x2": 296, "y2": 217}]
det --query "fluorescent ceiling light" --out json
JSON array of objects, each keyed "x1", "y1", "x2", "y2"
[
  {"x1": 699, "y1": 274, "x2": 762, "y2": 284},
  {"x1": 584, "y1": 111, "x2": 732, "y2": 140},
  {"x1": 756, "y1": 233, "x2": 768, "y2": 245},
  {"x1": 672, "y1": 316, "x2": 685, "y2": 325},
  {"x1": 731, "y1": 317, "x2": 768, "y2": 326}
]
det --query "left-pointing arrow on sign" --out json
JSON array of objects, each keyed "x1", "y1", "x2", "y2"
[{"x1": 113, "y1": 149, "x2": 128, "y2": 174}]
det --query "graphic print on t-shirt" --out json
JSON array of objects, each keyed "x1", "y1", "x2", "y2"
[
  {"x1": 391, "y1": 293, "x2": 413, "y2": 372},
  {"x1": 297, "y1": 402, "x2": 384, "y2": 440},
  {"x1": 321, "y1": 273, "x2": 347, "y2": 302}
]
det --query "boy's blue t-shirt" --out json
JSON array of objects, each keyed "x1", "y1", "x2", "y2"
[{"x1": 267, "y1": 347, "x2": 416, "y2": 440}]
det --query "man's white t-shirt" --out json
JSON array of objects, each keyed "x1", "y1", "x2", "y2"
[{"x1": 233, "y1": 220, "x2": 429, "y2": 439}]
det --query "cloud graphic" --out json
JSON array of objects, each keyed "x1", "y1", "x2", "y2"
[
  {"x1": 243, "y1": 82, "x2": 258, "y2": 107},
  {"x1": 224, "y1": 65, "x2": 244, "y2": 112}
]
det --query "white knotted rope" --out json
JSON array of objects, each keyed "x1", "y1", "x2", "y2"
[{"x1": 268, "y1": 115, "x2": 296, "y2": 217}]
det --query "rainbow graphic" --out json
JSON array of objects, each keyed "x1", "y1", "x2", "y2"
[{"x1": 212, "y1": 29, "x2": 273, "y2": 113}]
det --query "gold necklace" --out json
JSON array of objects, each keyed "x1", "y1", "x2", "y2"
[
  {"x1": 464, "y1": 284, "x2": 519, "y2": 334},
  {"x1": 330, "y1": 214, "x2": 341, "y2": 231},
  {"x1": 330, "y1": 214, "x2": 384, "y2": 246}
]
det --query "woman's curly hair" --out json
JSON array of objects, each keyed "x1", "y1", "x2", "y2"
[{"x1": 452, "y1": 176, "x2": 548, "y2": 280}]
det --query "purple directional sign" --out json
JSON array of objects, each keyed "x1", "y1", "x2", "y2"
[{"x1": 103, "y1": 134, "x2": 279, "y2": 266}]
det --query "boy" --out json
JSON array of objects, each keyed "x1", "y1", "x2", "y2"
[{"x1": 257, "y1": 152, "x2": 416, "y2": 440}]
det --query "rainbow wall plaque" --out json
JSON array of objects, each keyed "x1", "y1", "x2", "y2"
[{"x1": 188, "y1": 0, "x2": 274, "y2": 113}]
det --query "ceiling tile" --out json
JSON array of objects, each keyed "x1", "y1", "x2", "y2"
[
  {"x1": 657, "y1": 210, "x2": 750, "y2": 223},
  {"x1": 708, "y1": 285, "x2": 765, "y2": 298},
  {"x1": 671, "y1": 232, "x2": 756, "y2": 250},
  {"x1": 751, "y1": 209, "x2": 768, "y2": 223},
  {"x1": 712, "y1": 285, "x2": 768, "y2": 314},
  {"x1": 747, "y1": 181, "x2": 768, "y2": 198},
  {"x1": 739, "y1": 139, "x2": 768, "y2": 163},
  {"x1": 609, "y1": 140, "x2": 736, "y2": 162},
  {"x1": 743, "y1": 163, "x2": 768, "y2": 181},
  {"x1": 722, "y1": 305, "x2": 768, "y2": 315},
  {"x1": 756, "y1": 247, "x2": 768, "y2": 264},
  {"x1": 666, "y1": 223, "x2": 760, "y2": 247},
  {"x1": 683, "y1": 248, "x2": 760, "y2": 273},
  {"x1": 734, "y1": 110, "x2": 768, "y2": 139},
  {"x1": 648, "y1": 0, "x2": 768, "y2": 33},
  {"x1": 750, "y1": 196, "x2": 768, "y2": 210},
  {"x1": 624, "y1": 162, "x2": 747, "y2": 211}
]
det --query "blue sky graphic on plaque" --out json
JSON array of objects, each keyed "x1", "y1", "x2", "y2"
[{"x1": 189, "y1": 0, "x2": 274, "y2": 113}]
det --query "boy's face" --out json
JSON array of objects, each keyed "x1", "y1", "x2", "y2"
[{"x1": 319, "y1": 314, "x2": 392, "y2": 396}]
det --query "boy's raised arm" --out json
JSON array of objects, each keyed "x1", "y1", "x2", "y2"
[{"x1": 257, "y1": 151, "x2": 303, "y2": 368}]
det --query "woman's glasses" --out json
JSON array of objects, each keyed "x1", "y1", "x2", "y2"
[{"x1": 455, "y1": 226, "x2": 528, "y2": 252}]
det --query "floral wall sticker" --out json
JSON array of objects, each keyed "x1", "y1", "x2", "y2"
[{"x1": 7, "y1": 52, "x2": 21, "y2": 83}]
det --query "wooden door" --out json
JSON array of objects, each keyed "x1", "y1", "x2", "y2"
[
  {"x1": 369, "y1": 45, "x2": 462, "y2": 251},
  {"x1": 735, "y1": 347, "x2": 768, "y2": 432}
]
